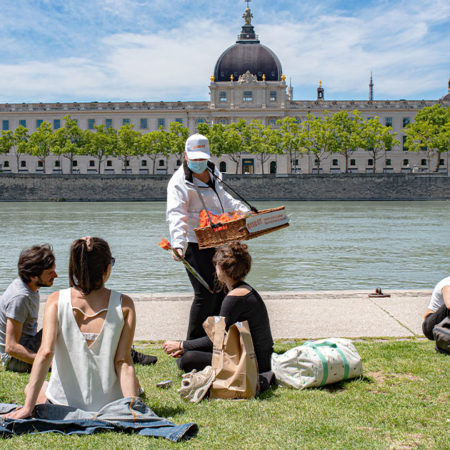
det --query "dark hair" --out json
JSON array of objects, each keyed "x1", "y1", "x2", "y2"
[
  {"x1": 18, "y1": 244, "x2": 55, "y2": 283},
  {"x1": 69, "y1": 237, "x2": 112, "y2": 295},
  {"x1": 213, "y1": 241, "x2": 252, "y2": 282}
]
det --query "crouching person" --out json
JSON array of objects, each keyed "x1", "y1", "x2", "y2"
[
  {"x1": 0, "y1": 244, "x2": 57, "y2": 373},
  {"x1": 422, "y1": 276, "x2": 450, "y2": 343},
  {"x1": 5, "y1": 237, "x2": 139, "y2": 419}
]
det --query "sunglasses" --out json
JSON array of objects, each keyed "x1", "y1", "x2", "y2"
[{"x1": 111, "y1": 257, "x2": 116, "y2": 267}]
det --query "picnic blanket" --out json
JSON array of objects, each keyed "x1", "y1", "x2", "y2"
[{"x1": 0, "y1": 396, "x2": 197, "y2": 442}]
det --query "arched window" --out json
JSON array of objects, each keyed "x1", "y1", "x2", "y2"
[
  {"x1": 219, "y1": 161, "x2": 227, "y2": 173},
  {"x1": 270, "y1": 161, "x2": 277, "y2": 174}
]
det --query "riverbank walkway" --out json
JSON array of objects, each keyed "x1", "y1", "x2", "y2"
[{"x1": 41, "y1": 289, "x2": 431, "y2": 341}]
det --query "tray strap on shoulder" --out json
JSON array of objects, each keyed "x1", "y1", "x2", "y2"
[{"x1": 192, "y1": 177, "x2": 220, "y2": 229}]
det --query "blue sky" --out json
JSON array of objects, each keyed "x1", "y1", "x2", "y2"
[{"x1": 0, "y1": 0, "x2": 449, "y2": 103}]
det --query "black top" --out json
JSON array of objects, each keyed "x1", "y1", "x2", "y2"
[{"x1": 183, "y1": 284, "x2": 274, "y2": 372}]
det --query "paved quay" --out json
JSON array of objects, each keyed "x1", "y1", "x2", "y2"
[{"x1": 41, "y1": 290, "x2": 431, "y2": 341}]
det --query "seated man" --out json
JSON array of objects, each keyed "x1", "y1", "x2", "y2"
[
  {"x1": 422, "y1": 276, "x2": 450, "y2": 342},
  {"x1": 0, "y1": 244, "x2": 57, "y2": 372}
]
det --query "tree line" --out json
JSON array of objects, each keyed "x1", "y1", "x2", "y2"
[{"x1": 0, "y1": 105, "x2": 448, "y2": 174}]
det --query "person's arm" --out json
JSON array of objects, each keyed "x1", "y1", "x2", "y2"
[
  {"x1": 4, "y1": 292, "x2": 59, "y2": 419},
  {"x1": 5, "y1": 318, "x2": 36, "y2": 364},
  {"x1": 166, "y1": 177, "x2": 189, "y2": 258},
  {"x1": 114, "y1": 295, "x2": 138, "y2": 398},
  {"x1": 443, "y1": 285, "x2": 450, "y2": 309}
]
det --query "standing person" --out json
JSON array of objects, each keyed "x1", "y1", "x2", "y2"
[
  {"x1": 5, "y1": 237, "x2": 140, "y2": 418},
  {"x1": 166, "y1": 133, "x2": 248, "y2": 339},
  {"x1": 163, "y1": 242, "x2": 274, "y2": 390},
  {"x1": 422, "y1": 276, "x2": 450, "y2": 341},
  {"x1": 0, "y1": 244, "x2": 57, "y2": 373}
]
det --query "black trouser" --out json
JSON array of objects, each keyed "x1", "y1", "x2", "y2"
[
  {"x1": 5, "y1": 329, "x2": 42, "y2": 373},
  {"x1": 184, "y1": 243, "x2": 224, "y2": 340},
  {"x1": 422, "y1": 304, "x2": 450, "y2": 340}
]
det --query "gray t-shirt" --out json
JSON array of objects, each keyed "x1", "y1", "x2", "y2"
[{"x1": 0, "y1": 278, "x2": 40, "y2": 354}]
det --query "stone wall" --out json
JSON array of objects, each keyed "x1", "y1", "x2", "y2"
[{"x1": 0, "y1": 173, "x2": 449, "y2": 201}]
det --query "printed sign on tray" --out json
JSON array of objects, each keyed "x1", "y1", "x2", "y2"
[{"x1": 245, "y1": 209, "x2": 289, "y2": 234}]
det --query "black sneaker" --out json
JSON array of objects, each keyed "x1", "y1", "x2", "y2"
[{"x1": 131, "y1": 347, "x2": 158, "y2": 365}]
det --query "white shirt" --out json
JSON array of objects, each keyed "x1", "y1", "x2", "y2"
[
  {"x1": 428, "y1": 276, "x2": 450, "y2": 312},
  {"x1": 166, "y1": 162, "x2": 248, "y2": 250}
]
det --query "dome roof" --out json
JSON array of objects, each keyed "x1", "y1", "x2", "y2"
[{"x1": 213, "y1": 8, "x2": 282, "y2": 82}]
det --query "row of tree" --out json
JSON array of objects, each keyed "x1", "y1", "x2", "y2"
[{"x1": 0, "y1": 105, "x2": 448, "y2": 174}]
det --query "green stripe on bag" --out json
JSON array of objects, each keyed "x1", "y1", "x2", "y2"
[{"x1": 305, "y1": 343, "x2": 328, "y2": 386}]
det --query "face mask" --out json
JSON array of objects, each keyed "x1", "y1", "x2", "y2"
[{"x1": 188, "y1": 160, "x2": 208, "y2": 174}]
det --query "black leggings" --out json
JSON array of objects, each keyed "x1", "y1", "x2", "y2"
[
  {"x1": 184, "y1": 243, "x2": 225, "y2": 340},
  {"x1": 422, "y1": 304, "x2": 449, "y2": 340},
  {"x1": 177, "y1": 350, "x2": 212, "y2": 372}
]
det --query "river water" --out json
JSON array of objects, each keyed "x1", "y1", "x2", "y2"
[{"x1": 1, "y1": 201, "x2": 449, "y2": 295}]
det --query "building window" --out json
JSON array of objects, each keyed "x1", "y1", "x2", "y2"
[
  {"x1": 2, "y1": 120, "x2": 9, "y2": 131},
  {"x1": 219, "y1": 91, "x2": 227, "y2": 102},
  {"x1": 270, "y1": 91, "x2": 277, "y2": 101},
  {"x1": 219, "y1": 161, "x2": 227, "y2": 172},
  {"x1": 158, "y1": 159, "x2": 165, "y2": 167},
  {"x1": 402, "y1": 136, "x2": 408, "y2": 151},
  {"x1": 219, "y1": 118, "x2": 228, "y2": 125},
  {"x1": 36, "y1": 120, "x2": 43, "y2": 128},
  {"x1": 88, "y1": 119, "x2": 95, "y2": 129},
  {"x1": 196, "y1": 118, "x2": 205, "y2": 124},
  {"x1": 20, "y1": 160, "x2": 26, "y2": 168},
  {"x1": 3, "y1": 161, "x2": 9, "y2": 168},
  {"x1": 89, "y1": 160, "x2": 95, "y2": 167},
  {"x1": 124, "y1": 160, "x2": 130, "y2": 167},
  {"x1": 269, "y1": 118, "x2": 276, "y2": 126},
  {"x1": 175, "y1": 118, "x2": 183, "y2": 124},
  {"x1": 402, "y1": 117, "x2": 410, "y2": 127},
  {"x1": 270, "y1": 161, "x2": 277, "y2": 174},
  {"x1": 368, "y1": 159, "x2": 373, "y2": 166},
  {"x1": 294, "y1": 159, "x2": 299, "y2": 166},
  {"x1": 403, "y1": 159, "x2": 409, "y2": 166},
  {"x1": 105, "y1": 118, "x2": 113, "y2": 129},
  {"x1": 243, "y1": 91, "x2": 253, "y2": 102},
  {"x1": 385, "y1": 117, "x2": 392, "y2": 127},
  {"x1": 439, "y1": 159, "x2": 445, "y2": 166},
  {"x1": 141, "y1": 160, "x2": 147, "y2": 167},
  {"x1": 421, "y1": 159, "x2": 427, "y2": 166},
  {"x1": 140, "y1": 118, "x2": 148, "y2": 129},
  {"x1": 122, "y1": 118, "x2": 130, "y2": 125},
  {"x1": 332, "y1": 159, "x2": 338, "y2": 166},
  {"x1": 106, "y1": 160, "x2": 112, "y2": 167},
  {"x1": 53, "y1": 119, "x2": 61, "y2": 129},
  {"x1": 72, "y1": 160, "x2": 78, "y2": 167},
  {"x1": 157, "y1": 118, "x2": 165, "y2": 129},
  {"x1": 176, "y1": 159, "x2": 182, "y2": 166},
  {"x1": 55, "y1": 160, "x2": 60, "y2": 167},
  {"x1": 19, "y1": 120, "x2": 27, "y2": 127},
  {"x1": 37, "y1": 160, "x2": 43, "y2": 167},
  {"x1": 386, "y1": 159, "x2": 392, "y2": 166},
  {"x1": 350, "y1": 159, "x2": 356, "y2": 166}
]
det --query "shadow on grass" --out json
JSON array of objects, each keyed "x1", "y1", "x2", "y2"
[
  {"x1": 153, "y1": 405, "x2": 187, "y2": 417},
  {"x1": 322, "y1": 376, "x2": 372, "y2": 393}
]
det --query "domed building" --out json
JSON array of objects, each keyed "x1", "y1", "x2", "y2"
[{"x1": 0, "y1": 5, "x2": 448, "y2": 176}]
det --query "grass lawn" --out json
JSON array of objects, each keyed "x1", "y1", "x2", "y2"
[{"x1": 0, "y1": 338, "x2": 448, "y2": 449}]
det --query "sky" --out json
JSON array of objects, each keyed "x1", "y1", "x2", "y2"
[{"x1": 0, "y1": 0, "x2": 449, "y2": 103}]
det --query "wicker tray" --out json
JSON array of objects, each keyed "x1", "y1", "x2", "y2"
[{"x1": 194, "y1": 206, "x2": 289, "y2": 249}]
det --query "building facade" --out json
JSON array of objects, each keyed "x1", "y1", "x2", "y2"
[{"x1": 0, "y1": 6, "x2": 449, "y2": 175}]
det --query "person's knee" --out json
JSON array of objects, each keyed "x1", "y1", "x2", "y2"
[{"x1": 422, "y1": 318, "x2": 435, "y2": 340}]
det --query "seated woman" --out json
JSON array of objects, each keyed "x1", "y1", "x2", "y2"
[
  {"x1": 6, "y1": 237, "x2": 139, "y2": 418},
  {"x1": 163, "y1": 242, "x2": 274, "y2": 381}
]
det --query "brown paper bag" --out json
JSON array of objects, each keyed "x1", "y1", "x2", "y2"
[{"x1": 203, "y1": 316, "x2": 259, "y2": 399}]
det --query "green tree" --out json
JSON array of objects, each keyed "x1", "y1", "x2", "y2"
[
  {"x1": 53, "y1": 115, "x2": 84, "y2": 174},
  {"x1": 248, "y1": 120, "x2": 280, "y2": 174},
  {"x1": 277, "y1": 116, "x2": 301, "y2": 173},
  {"x1": 332, "y1": 110, "x2": 364, "y2": 173},
  {"x1": 359, "y1": 117, "x2": 398, "y2": 172},
  {"x1": 115, "y1": 124, "x2": 141, "y2": 173},
  {"x1": 84, "y1": 125, "x2": 118, "y2": 173},
  {"x1": 28, "y1": 122, "x2": 54, "y2": 173},
  {"x1": 168, "y1": 121, "x2": 190, "y2": 162},
  {"x1": 225, "y1": 119, "x2": 251, "y2": 173},
  {"x1": 138, "y1": 130, "x2": 171, "y2": 174},
  {"x1": 298, "y1": 113, "x2": 337, "y2": 172},
  {"x1": 0, "y1": 131, "x2": 15, "y2": 165},
  {"x1": 404, "y1": 104, "x2": 450, "y2": 172},
  {"x1": 7, "y1": 125, "x2": 30, "y2": 172}
]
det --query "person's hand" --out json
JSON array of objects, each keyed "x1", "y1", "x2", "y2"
[
  {"x1": 172, "y1": 248, "x2": 183, "y2": 262},
  {"x1": 3, "y1": 406, "x2": 33, "y2": 420},
  {"x1": 163, "y1": 340, "x2": 184, "y2": 357}
]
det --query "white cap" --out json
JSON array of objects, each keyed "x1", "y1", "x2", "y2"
[{"x1": 185, "y1": 134, "x2": 210, "y2": 160}]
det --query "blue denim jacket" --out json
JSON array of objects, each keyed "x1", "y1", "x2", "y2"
[{"x1": 0, "y1": 396, "x2": 198, "y2": 442}]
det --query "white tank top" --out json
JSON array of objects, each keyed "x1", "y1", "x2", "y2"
[{"x1": 46, "y1": 288, "x2": 124, "y2": 411}]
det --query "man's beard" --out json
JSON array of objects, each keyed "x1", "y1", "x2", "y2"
[{"x1": 36, "y1": 276, "x2": 54, "y2": 287}]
